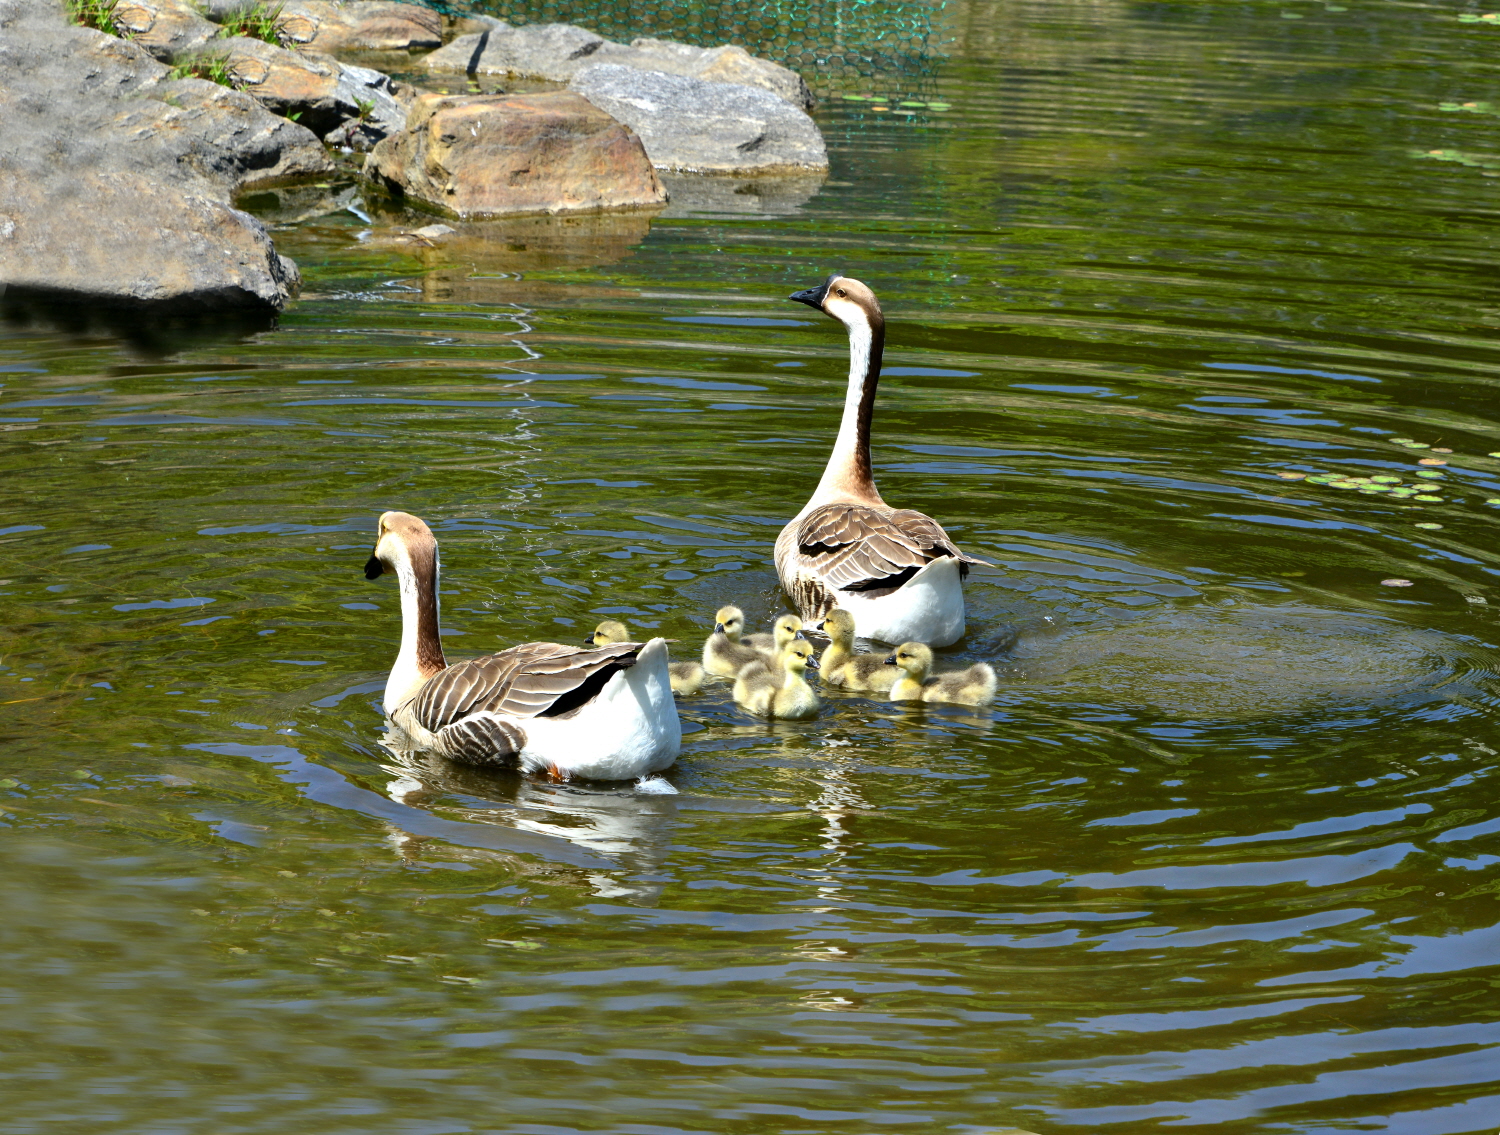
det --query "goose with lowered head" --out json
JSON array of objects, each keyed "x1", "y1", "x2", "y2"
[
  {"x1": 780, "y1": 274, "x2": 984, "y2": 647},
  {"x1": 365, "y1": 511, "x2": 680, "y2": 780}
]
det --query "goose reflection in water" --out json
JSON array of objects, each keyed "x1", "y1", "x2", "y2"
[{"x1": 376, "y1": 739, "x2": 681, "y2": 905}]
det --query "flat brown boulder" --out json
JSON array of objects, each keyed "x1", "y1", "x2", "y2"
[
  {"x1": 111, "y1": 0, "x2": 218, "y2": 62},
  {"x1": 363, "y1": 91, "x2": 667, "y2": 219},
  {"x1": 216, "y1": 36, "x2": 407, "y2": 140},
  {"x1": 275, "y1": 1, "x2": 442, "y2": 53}
]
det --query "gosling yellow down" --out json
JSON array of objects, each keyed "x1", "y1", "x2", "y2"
[
  {"x1": 886, "y1": 641, "x2": 996, "y2": 707},
  {"x1": 816, "y1": 607, "x2": 896, "y2": 693},
  {"x1": 702, "y1": 605, "x2": 765, "y2": 678},
  {"x1": 733, "y1": 639, "x2": 821, "y2": 720}
]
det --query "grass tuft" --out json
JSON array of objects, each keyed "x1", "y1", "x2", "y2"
[
  {"x1": 168, "y1": 54, "x2": 242, "y2": 89},
  {"x1": 216, "y1": 2, "x2": 289, "y2": 47},
  {"x1": 66, "y1": 0, "x2": 125, "y2": 36}
]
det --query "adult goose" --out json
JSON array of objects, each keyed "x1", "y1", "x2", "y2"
[
  {"x1": 778, "y1": 274, "x2": 984, "y2": 646},
  {"x1": 365, "y1": 511, "x2": 680, "y2": 780}
]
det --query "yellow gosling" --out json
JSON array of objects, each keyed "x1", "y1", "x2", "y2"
[
  {"x1": 733, "y1": 639, "x2": 821, "y2": 720},
  {"x1": 589, "y1": 619, "x2": 705, "y2": 696},
  {"x1": 816, "y1": 607, "x2": 896, "y2": 693},
  {"x1": 702, "y1": 604, "x2": 764, "y2": 678},
  {"x1": 745, "y1": 613, "x2": 806, "y2": 658},
  {"x1": 886, "y1": 641, "x2": 996, "y2": 707}
]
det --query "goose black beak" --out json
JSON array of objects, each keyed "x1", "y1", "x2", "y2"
[
  {"x1": 883, "y1": 654, "x2": 898, "y2": 666},
  {"x1": 714, "y1": 622, "x2": 726, "y2": 634},
  {"x1": 582, "y1": 634, "x2": 597, "y2": 646},
  {"x1": 364, "y1": 554, "x2": 384, "y2": 580},
  {"x1": 805, "y1": 654, "x2": 820, "y2": 670},
  {"x1": 789, "y1": 275, "x2": 835, "y2": 309}
]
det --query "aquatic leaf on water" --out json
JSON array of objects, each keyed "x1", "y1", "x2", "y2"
[
  {"x1": 1415, "y1": 522, "x2": 1443, "y2": 530},
  {"x1": 1415, "y1": 494, "x2": 1444, "y2": 502},
  {"x1": 1380, "y1": 578, "x2": 1414, "y2": 586}
]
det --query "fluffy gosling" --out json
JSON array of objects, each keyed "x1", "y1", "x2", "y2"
[
  {"x1": 886, "y1": 642, "x2": 996, "y2": 707},
  {"x1": 745, "y1": 613, "x2": 806, "y2": 658},
  {"x1": 816, "y1": 608, "x2": 897, "y2": 693},
  {"x1": 702, "y1": 605, "x2": 765, "y2": 678},
  {"x1": 733, "y1": 639, "x2": 821, "y2": 720},
  {"x1": 589, "y1": 619, "x2": 705, "y2": 696}
]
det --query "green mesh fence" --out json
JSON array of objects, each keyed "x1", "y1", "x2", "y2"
[{"x1": 428, "y1": 0, "x2": 945, "y2": 91}]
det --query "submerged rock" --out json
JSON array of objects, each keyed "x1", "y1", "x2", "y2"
[
  {"x1": 363, "y1": 91, "x2": 667, "y2": 218},
  {"x1": 422, "y1": 22, "x2": 812, "y2": 109},
  {"x1": 275, "y1": 1, "x2": 442, "y2": 53},
  {"x1": 0, "y1": 5, "x2": 322, "y2": 315},
  {"x1": 111, "y1": 0, "x2": 218, "y2": 61},
  {"x1": 570, "y1": 65, "x2": 828, "y2": 175}
]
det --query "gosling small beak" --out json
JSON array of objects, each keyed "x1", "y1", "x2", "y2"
[
  {"x1": 364, "y1": 554, "x2": 384, "y2": 580},
  {"x1": 788, "y1": 275, "x2": 834, "y2": 309},
  {"x1": 714, "y1": 622, "x2": 726, "y2": 634},
  {"x1": 814, "y1": 619, "x2": 826, "y2": 632},
  {"x1": 581, "y1": 634, "x2": 597, "y2": 646},
  {"x1": 793, "y1": 629, "x2": 807, "y2": 641},
  {"x1": 805, "y1": 654, "x2": 820, "y2": 670},
  {"x1": 883, "y1": 654, "x2": 897, "y2": 666}
]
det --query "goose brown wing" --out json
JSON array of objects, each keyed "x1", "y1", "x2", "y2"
[
  {"x1": 411, "y1": 641, "x2": 641, "y2": 730},
  {"x1": 795, "y1": 504, "x2": 981, "y2": 593}
]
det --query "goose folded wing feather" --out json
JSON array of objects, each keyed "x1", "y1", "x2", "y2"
[
  {"x1": 413, "y1": 641, "x2": 641, "y2": 726},
  {"x1": 797, "y1": 504, "x2": 977, "y2": 591}
]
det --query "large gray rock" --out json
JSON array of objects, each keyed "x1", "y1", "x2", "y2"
[
  {"x1": 0, "y1": 2, "x2": 327, "y2": 315},
  {"x1": 363, "y1": 90, "x2": 667, "y2": 219},
  {"x1": 570, "y1": 65, "x2": 828, "y2": 176},
  {"x1": 422, "y1": 22, "x2": 813, "y2": 109},
  {"x1": 274, "y1": 1, "x2": 442, "y2": 53}
]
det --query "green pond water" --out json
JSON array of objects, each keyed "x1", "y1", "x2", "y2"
[{"x1": 7, "y1": 2, "x2": 1500, "y2": 1131}]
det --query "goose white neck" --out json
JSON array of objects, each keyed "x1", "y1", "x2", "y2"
[
  {"x1": 386, "y1": 542, "x2": 445, "y2": 713},
  {"x1": 812, "y1": 303, "x2": 883, "y2": 505}
]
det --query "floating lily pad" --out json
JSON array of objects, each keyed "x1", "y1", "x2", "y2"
[
  {"x1": 1415, "y1": 522, "x2": 1443, "y2": 530},
  {"x1": 1371, "y1": 476, "x2": 1403, "y2": 484},
  {"x1": 1381, "y1": 578, "x2": 1414, "y2": 587},
  {"x1": 1416, "y1": 470, "x2": 1445, "y2": 479},
  {"x1": 1329, "y1": 480, "x2": 1363, "y2": 489},
  {"x1": 1418, "y1": 457, "x2": 1448, "y2": 466},
  {"x1": 1415, "y1": 494, "x2": 1444, "y2": 502},
  {"x1": 928, "y1": 102, "x2": 952, "y2": 110},
  {"x1": 1275, "y1": 471, "x2": 1307, "y2": 480}
]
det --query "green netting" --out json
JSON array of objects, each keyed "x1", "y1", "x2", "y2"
[{"x1": 427, "y1": 0, "x2": 944, "y2": 90}]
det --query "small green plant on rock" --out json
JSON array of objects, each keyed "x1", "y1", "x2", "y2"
[
  {"x1": 216, "y1": 2, "x2": 289, "y2": 46},
  {"x1": 66, "y1": 0, "x2": 124, "y2": 35},
  {"x1": 169, "y1": 54, "x2": 243, "y2": 89},
  {"x1": 355, "y1": 96, "x2": 376, "y2": 122}
]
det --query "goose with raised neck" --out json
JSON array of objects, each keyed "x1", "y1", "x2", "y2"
[
  {"x1": 774, "y1": 274, "x2": 984, "y2": 647},
  {"x1": 366, "y1": 511, "x2": 680, "y2": 780}
]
